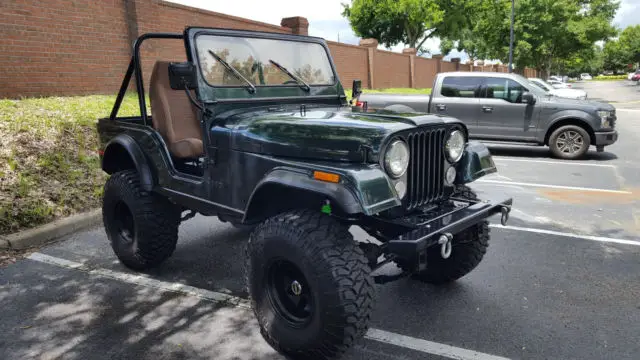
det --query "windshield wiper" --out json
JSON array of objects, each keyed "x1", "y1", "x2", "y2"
[
  {"x1": 208, "y1": 50, "x2": 256, "y2": 94},
  {"x1": 269, "y1": 59, "x2": 310, "y2": 92}
]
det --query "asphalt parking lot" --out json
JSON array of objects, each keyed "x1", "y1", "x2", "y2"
[{"x1": 2, "y1": 80, "x2": 640, "y2": 360}]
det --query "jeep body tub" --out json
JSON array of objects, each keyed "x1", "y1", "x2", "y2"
[{"x1": 97, "y1": 28, "x2": 512, "y2": 360}]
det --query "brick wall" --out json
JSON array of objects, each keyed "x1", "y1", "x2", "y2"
[
  {"x1": 0, "y1": 0, "x2": 538, "y2": 98},
  {"x1": 327, "y1": 41, "x2": 369, "y2": 89},
  {"x1": 373, "y1": 50, "x2": 411, "y2": 89},
  {"x1": 414, "y1": 57, "x2": 438, "y2": 88},
  {"x1": 0, "y1": 0, "x2": 132, "y2": 97}
]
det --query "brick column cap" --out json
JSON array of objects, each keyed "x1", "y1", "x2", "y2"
[
  {"x1": 281, "y1": 16, "x2": 309, "y2": 35},
  {"x1": 359, "y1": 38, "x2": 379, "y2": 48},
  {"x1": 402, "y1": 48, "x2": 418, "y2": 55}
]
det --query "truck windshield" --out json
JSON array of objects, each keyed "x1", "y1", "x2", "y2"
[{"x1": 195, "y1": 35, "x2": 336, "y2": 88}]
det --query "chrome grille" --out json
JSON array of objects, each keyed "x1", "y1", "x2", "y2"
[{"x1": 406, "y1": 128, "x2": 447, "y2": 210}]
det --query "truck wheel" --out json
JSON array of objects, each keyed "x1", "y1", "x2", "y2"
[
  {"x1": 102, "y1": 170, "x2": 180, "y2": 270},
  {"x1": 548, "y1": 125, "x2": 590, "y2": 159},
  {"x1": 411, "y1": 186, "x2": 490, "y2": 284},
  {"x1": 245, "y1": 210, "x2": 374, "y2": 359}
]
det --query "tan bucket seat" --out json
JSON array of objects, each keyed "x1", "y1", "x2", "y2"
[{"x1": 149, "y1": 61, "x2": 204, "y2": 158}]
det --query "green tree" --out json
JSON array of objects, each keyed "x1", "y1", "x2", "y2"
[
  {"x1": 341, "y1": 0, "x2": 468, "y2": 52},
  {"x1": 618, "y1": 25, "x2": 640, "y2": 65},
  {"x1": 455, "y1": 0, "x2": 618, "y2": 78},
  {"x1": 603, "y1": 40, "x2": 629, "y2": 72},
  {"x1": 559, "y1": 45, "x2": 605, "y2": 76}
]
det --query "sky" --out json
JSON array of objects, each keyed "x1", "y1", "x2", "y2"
[{"x1": 168, "y1": 0, "x2": 639, "y2": 63}]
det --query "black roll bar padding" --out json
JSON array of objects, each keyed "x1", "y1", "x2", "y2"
[{"x1": 109, "y1": 33, "x2": 184, "y2": 125}]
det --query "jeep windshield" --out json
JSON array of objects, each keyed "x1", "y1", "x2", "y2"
[{"x1": 195, "y1": 35, "x2": 336, "y2": 89}]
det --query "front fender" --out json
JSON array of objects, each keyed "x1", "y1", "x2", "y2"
[
  {"x1": 455, "y1": 141, "x2": 497, "y2": 184},
  {"x1": 537, "y1": 110, "x2": 598, "y2": 142},
  {"x1": 243, "y1": 165, "x2": 400, "y2": 222}
]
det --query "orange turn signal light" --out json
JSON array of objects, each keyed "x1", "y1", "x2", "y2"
[{"x1": 313, "y1": 171, "x2": 340, "y2": 183}]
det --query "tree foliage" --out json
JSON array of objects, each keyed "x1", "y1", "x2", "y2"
[
  {"x1": 447, "y1": 0, "x2": 618, "y2": 77},
  {"x1": 618, "y1": 25, "x2": 640, "y2": 64},
  {"x1": 341, "y1": 0, "x2": 468, "y2": 52}
]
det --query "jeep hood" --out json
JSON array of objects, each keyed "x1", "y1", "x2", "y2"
[{"x1": 226, "y1": 107, "x2": 458, "y2": 162}]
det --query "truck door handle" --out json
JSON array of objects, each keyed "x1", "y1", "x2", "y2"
[
  {"x1": 482, "y1": 106, "x2": 494, "y2": 113},
  {"x1": 436, "y1": 104, "x2": 446, "y2": 111}
]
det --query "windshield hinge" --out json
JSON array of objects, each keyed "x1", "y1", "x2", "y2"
[{"x1": 300, "y1": 104, "x2": 306, "y2": 116}]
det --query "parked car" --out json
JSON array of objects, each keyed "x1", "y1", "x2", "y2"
[
  {"x1": 548, "y1": 75, "x2": 563, "y2": 82},
  {"x1": 528, "y1": 77, "x2": 586, "y2": 99},
  {"x1": 359, "y1": 71, "x2": 618, "y2": 159},
  {"x1": 547, "y1": 79, "x2": 572, "y2": 89},
  {"x1": 580, "y1": 73, "x2": 593, "y2": 80},
  {"x1": 632, "y1": 73, "x2": 640, "y2": 82},
  {"x1": 98, "y1": 28, "x2": 513, "y2": 359},
  {"x1": 628, "y1": 69, "x2": 640, "y2": 81}
]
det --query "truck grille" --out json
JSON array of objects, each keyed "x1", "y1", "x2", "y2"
[{"x1": 406, "y1": 128, "x2": 447, "y2": 210}]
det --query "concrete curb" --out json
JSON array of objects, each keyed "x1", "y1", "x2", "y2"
[{"x1": 0, "y1": 209, "x2": 102, "y2": 250}]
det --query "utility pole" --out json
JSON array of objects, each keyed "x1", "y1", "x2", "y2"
[{"x1": 508, "y1": 0, "x2": 515, "y2": 73}]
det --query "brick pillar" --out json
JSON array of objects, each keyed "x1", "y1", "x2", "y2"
[
  {"x1": 432, "y1": 54, "x2": 444, "y2": 73},
  {"x1": 281, "y1": 17, "x2": 309, "y2": 35},
  {"x1": 403, "y1": 48, "x2": 417, "y2": 88},
  {"x1": 359, "y1": 38, "x2": 378, "y2": 89},
  {"x1": 451, "y1": 58, "x2": 461, "y2": 71}
]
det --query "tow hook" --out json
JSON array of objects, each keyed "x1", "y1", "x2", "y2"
[
  {"x1": 438, "y1": 233, "x2": 453, "y2": 259},
  {"x1": 500, "y1": 205, "x2": 511, "y2": 226}
]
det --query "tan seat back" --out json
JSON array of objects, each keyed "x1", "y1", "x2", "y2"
[{"x1": 149, "y1": 61, "x2": 203, "y2": 158}]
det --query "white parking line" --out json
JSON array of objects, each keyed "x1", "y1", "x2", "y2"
[
  {"x1": 27, "y1": 252, "x2": 511, "y2": 360},
  {"x1": 490, "y1": 225, "x2": 640, "y2": 247},
  {"x1": 492, "y1": 157, "x2": 616, "y2": 168},
  {"x1": 475, "y1": 179, "x2": 632, "y2": 194},
  {"x1": 366, "y1": 329, "x2": 510, "y2": 360}
]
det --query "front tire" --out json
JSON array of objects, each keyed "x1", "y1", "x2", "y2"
[
  {"x1": 549, "y1": 125, "x2": 590, "y2": 159},
  {"x1": 245, "y1": 210, "x2": 374, "y2": 360},
  {"x1": 410, "y1": 186, "x2": 490, "y2": 284},
  {"x1": 102, "y1": 170, "x2": 180, "y2": 270}
]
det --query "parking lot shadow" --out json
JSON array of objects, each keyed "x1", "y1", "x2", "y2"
[
  {"x1": 486, "y1": 144, "x2": 618, "y2": 161},
  {"x1": 0, "y1": 260, "x2": 280, "y2": 360}
]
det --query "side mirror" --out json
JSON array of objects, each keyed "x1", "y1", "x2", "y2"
[
  {"x1": 351, "y1": 79, "x2": 362, "y2": 103},
  {"x1": 522, "y1": 92, "x2": 536, "y2": 104},
  {"x1": 169, "y1": 62, "x2": 197, "y2": 90}
]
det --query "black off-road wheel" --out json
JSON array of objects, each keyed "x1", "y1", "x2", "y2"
[
  {"x1": 548, "y1": 125, "x2": 591, "y2": 160},
  {"x1": 245, "y1": 210, "x2": 375, "y2": 360},
  {"x1": 102, "y1": 170, "x2": 180, "y2": 271},
  {"x1": 410, "y1": 186, "x2": 490, "y2": 284}
]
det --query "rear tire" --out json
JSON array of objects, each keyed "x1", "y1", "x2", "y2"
[
  {"x1": 102, "y1": 170, "x2": 180, "y2": 270},
  {"x1": 548, "y1": 125, "x2": 590, "y2": 160},
  {"x1": 410, "y1": 186, "x2": 490, "y2": 284},
  {"x1": 245, "y1": 210, "x2": 374, "y2": 359}
]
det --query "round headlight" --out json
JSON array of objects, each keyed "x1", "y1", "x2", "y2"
[
  {"x1": 384, "y1": 140, "x2": 410, "y2": 178},
  {"x1": 445, "y1": 130, "x2": 465, "y2": 163}
]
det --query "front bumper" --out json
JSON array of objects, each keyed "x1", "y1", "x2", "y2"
[
  {"x1": 594, "y1": 130, "x2": 618, "y2": 146},
  {"x1": 386, "y1": 194, "x2": 512, "y2": 271}
]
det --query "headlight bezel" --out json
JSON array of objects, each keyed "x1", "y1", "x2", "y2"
[
  {"x1": 597, "y1": 110, "x2": 612, "y2": 129},
  {"x1": 384, "y1": 139, "x2": 410, "y2": 178},
  {"x1": 445, "y1": 129, "x2": 466, "y2": 163}
]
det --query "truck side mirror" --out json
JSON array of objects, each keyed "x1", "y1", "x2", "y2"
[
  {"x1": 168, "y1": 62, "x2": 197, "y2": 90},
  {"x1": 351, "y1": 80, "x2": 362, "y2": 103},
  {"x1": 522, "y1": 92, "x2": 536, "y2": 105}
]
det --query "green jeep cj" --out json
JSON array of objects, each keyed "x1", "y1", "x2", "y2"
[{"x1": 98, "y1": 27, "x2": 513, "y2": 360}]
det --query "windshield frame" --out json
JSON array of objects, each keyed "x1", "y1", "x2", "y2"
[{"x1": 193, "y1": 32, "x2": 338, "y2": 90}]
